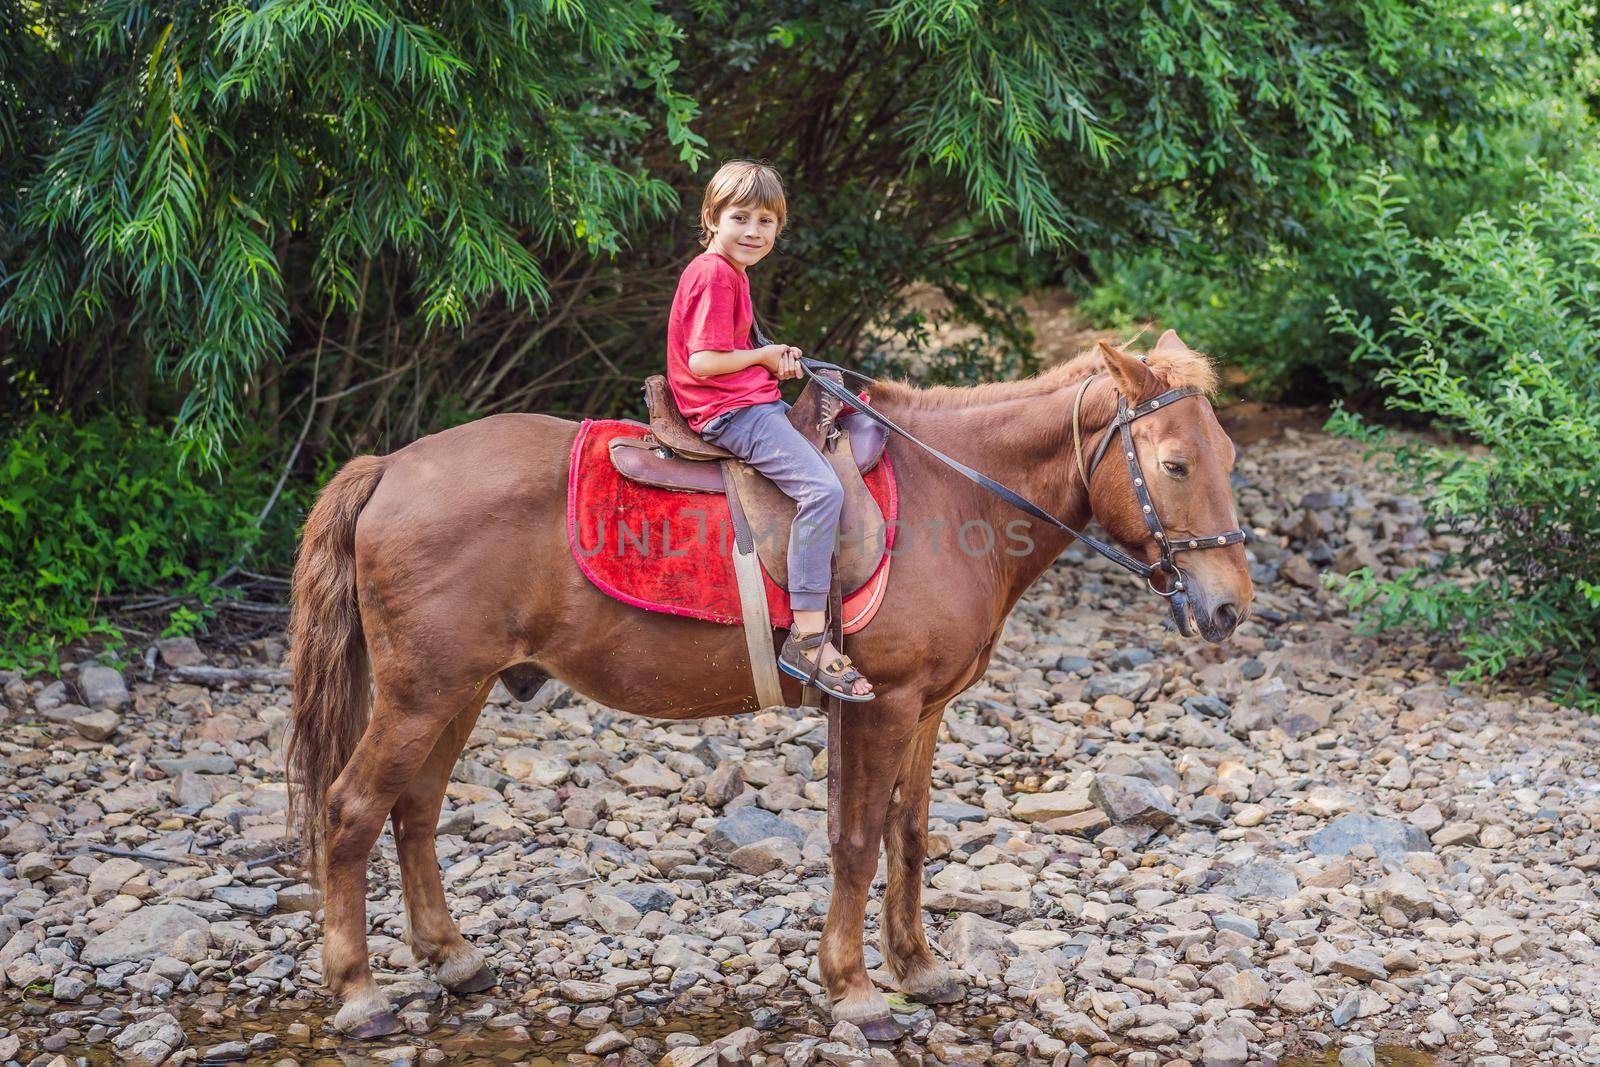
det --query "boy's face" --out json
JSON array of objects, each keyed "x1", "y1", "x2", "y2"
[{"x1": 705, "y1": 202, "x2": 780, "y2": 271}]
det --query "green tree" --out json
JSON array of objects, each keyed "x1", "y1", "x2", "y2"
[{"x1": 5, "y1": 0, "x2": 1580, "y2": 456}]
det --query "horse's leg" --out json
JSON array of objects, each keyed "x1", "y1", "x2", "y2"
[
  {"x1": 392, "y1": 701, "x2": 494, "y2": 993},
  {"x1": 321, "y1": 689, "x2": 468, "y2": 1037},
  {"x1": 881, "y1": 704, "x2": 963, "y2": 1004},
  {"x1": 819, "y1": 690, "x2": 920, "y2": 1040}
]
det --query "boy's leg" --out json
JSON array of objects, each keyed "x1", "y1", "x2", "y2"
[{"x1": 703, "y1": 401, "x2": 843, "y2": 612}]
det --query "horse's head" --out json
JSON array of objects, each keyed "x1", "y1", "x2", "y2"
[{"x1": 1081, "y1": 331, "x2": 1253, "y2": 642}]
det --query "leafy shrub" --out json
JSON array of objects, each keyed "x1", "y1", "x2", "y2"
[
  {"x1": 1324, "y1": 158, "x2": 1600, "y2": 709},
  {"x1": 0, "y1": 413, "x2": 309, "y2": 671},
  {"x1": 1068, "y1": 61, "x2": 1595, "y2": 402},
  {"x1": 1, "y1": 0, "x2": 1579, "y2": 458}
]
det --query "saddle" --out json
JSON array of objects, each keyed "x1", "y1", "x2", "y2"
[{"x1": 610, "y1": 373, "x2": 889, "y2": 593}]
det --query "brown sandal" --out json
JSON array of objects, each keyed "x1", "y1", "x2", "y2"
[{"x1": 778, "y1": 628, "x2": 876, "y2": 702}]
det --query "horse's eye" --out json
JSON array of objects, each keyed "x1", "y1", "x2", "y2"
[{"x1": 1163, "y1": 461, "x2": 1189, "y2": 478}]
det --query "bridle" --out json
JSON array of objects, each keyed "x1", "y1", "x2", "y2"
[
  {"x1": 768, "y1": 349, "x2": 1248, "y2": 628},
  {"x1": 1071, "y1": 372, "x2": 1248, "y2": 607}
]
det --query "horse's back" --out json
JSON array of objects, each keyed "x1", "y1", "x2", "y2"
[
  {"x1": 357, "y1": 412, "x2": 577, "y2": 533},
  {"x1": 348, "y1": 414, "x2": 587, "y2": 638}
]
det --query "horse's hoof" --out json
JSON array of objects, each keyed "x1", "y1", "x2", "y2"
[
  {"x1": 444, "y1": 962, "x2": 497, "y2": 995},
  {"x1": 907, "y1": 978, "x2": 965, "y2": 1005},
  {"x1": 346, "y1": 1010, "x2": 402, "y2": 1040},
  {"x1": 855, "y1": 1014, "x2": 906, "y2": 1042}
]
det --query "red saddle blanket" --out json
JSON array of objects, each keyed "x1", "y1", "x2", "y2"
[{"x1": 567, "y1": 419, "x2": 897, "y2": 633}]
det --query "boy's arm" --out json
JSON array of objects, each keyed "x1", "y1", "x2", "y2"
[{"x1": 687, "y1": 347, "x2": 779, "y2": 377}]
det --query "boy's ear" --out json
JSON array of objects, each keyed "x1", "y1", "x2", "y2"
[{"x1": 1097, "y1": 338, "x2": 1159, "y2": 400}]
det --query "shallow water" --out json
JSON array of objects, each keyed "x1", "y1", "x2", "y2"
[
  {"x1": 6, "y1": 986, "x2": 1443, "y2": 1066},
  {"x1": 4, "y1": 992, "x2": 801, "y2": 1065},
  {"x1": 1284, "y1": 1050, "x2": 1439, "y2": 1067}
]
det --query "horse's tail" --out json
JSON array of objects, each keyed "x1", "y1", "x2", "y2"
[{"x1": 287, "y1": 454, "x2": 386, "y2": 882}]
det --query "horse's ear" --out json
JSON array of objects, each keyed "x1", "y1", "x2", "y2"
[
  {"x1": 1097, "y1": 339, "x2": 1159, "y2": 400},
  {"x1": 1153, "y1": 329, "x2": 1190, "y2": 354}
]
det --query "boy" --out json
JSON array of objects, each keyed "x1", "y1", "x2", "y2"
[{"x1": 665, "y1": 160, "x2": 874, "y2": 702}]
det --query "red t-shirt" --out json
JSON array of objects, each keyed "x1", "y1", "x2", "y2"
[{"x1": 666, "y1": 252, "x2": 781, "y2": 432}]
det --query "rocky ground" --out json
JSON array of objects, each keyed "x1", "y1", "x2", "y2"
[{"x1": 2, "y1": 416, "x2": 1599, "y2": 1067}]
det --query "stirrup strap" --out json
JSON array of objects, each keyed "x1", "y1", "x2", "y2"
[{"x1": 724, "y1": 462, "x2": 786, "y2": 710}]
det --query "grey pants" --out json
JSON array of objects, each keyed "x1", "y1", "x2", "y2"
[{"x1": 701, "y1": 400, "x2": 864, "y2": 613}]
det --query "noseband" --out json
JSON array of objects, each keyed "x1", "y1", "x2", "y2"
[{"x1": 1071, "y1": 373, "x2": 1247, "y2": 610}]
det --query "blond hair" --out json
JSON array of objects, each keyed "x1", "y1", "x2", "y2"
[{"x1": 698, "y1": 160, "x2": 787, "y2": 248}]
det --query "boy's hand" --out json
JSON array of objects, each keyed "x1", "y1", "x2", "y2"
[{"x1": 760, "y1": 343, "x2": 805, "y2": 381}]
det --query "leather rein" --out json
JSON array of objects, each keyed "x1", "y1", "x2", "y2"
[{"x1": 794, "y1": 355, "x2": 1246, "y2": 621}]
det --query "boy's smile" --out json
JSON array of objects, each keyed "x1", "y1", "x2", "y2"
[{"x1": 705, "y1": 203, "x2": 779, "y2": 271}]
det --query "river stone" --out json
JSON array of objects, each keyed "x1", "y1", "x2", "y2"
[
  {"x1": 212, "y1": 886, "x2": 278, "y2": 916},
  {"x1": 606, "y1": 883, "x2": 674, "y2": 916},
  {"x1": 249, "y1": 954, "x2": 295, "y2": 981},
  {"x1": 1339, "y1": 1045, "x2": 1377, "y2": 1067},
  {"x1": 1371, "y1": 871, "x2": 1434, "y2": 920},
  {"x1": 88, "y1": 856, "x2": 145, "y2": 898},
  {"x1": 1183, "y1": 695, "x2": 1230, "y2": 720},
  {"x1": 0, "y1": 821, "x2": 48, "y2": 855},
  {"x1": 1212, "y1": 913, "x2": 1259, "y2": 939},
  {"x1": 587, "y1": 893, "x2": 642, "y2": 934},
  {"x1": 615, "y1": 754, "x2": 682, "y2": 793},
  {"x1": 72, "y1": 708, "x2": 121, "y2": 741},
  {"x1": 704, "y1": 807, "x2": 805, "y2": 852},
  {"x1": 504, "y1": 748, "x2": 570, "y2": 787},
  {"x1": 558, "y1": 979, "x2": 617, "y2": 1003},
  {"x1": 112, "y1": 1012, "x2": 185, "y2": 1053},
  {"x1": 156, "y1": 636, "x2": 205, "y2": 667},
  {"x1": 928, "y1": 801, "x2": 987, "y2": 824},
  {"x1": 77, "y1": 664, "x2": 130, "y2": 710},
  {"x1": 1279, "y1": 696, "x2": 1332, "y2": 738},
  {"x1": 652, "y1": 935, "x2": 716, "y2": 972},
  {"x1": 938, "y1": 912, "x2": 1010, "y2": 977},
  {"x1": 1199, "y1": 1029, "x2": 1248, "y2": 1066},
  {"x1": 1082, "y1": 670, "x2": 1153, "y2": 702},
  {"x1": 152, "y1": 755, "x2": 237, "y2": 775},
  {"x1": 1275, "y1": 980, "x2": 1321, "y2": 1014},
  {"x1": 703, "y1": 762, "x2": 745, "y2": 808},
  {"x1": 1089, "y1": 774, "x2": 1176, "y2": 827},
  {"x1": 1308, "y1": 813, "x2": 1432, "y2": 860},
  {"x1": 38, "y1": 701, "x2": 95, "y2": 725},
  {"x1": 83, "y1": 905, "x2": 211, "y2": 966},
  {"x1": 1214, "y1": 860, "x2": 1299, "y2": 902},
  {"x1": 15, "y1": 851, "x2": 54, "y2": 880},
  {"x1": 729, "y1": 836, "x2": 802, "y2": 875},
  {"x1": 1011, "y1": 788, "x2": 1095, "y2": 823},
  {"x1": 1003, "y1": 949, "x2": 1064, "y2": 1003},
  {"x1": 1332, "y1": 949, "x2": 1388, "y2": 982}
]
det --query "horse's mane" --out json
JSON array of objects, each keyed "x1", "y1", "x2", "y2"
[{"x1": 868, "y1": 340, "x2": 1218, "y2": 411}]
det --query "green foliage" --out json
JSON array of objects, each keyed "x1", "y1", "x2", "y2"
[
  {"x1": 1067, "y1": 4, "x2": 1594, "y2": 400},
  {"x1": 6, "y1": 0, "x2": 1582, "y2": 451},
  {"x1": 0, "y1": 413, "x2": 310, "y2": 672},
  {"x1": 1, "y1": 0, "x2": 698, "y2": 461},
  {"x1": 1324, "y1": 156, "x2": 1600, "y2": 709}
]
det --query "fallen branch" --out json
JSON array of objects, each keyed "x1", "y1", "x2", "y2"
[{"x1": 172, "y1": 665, "x2": 291, "y2": 687}]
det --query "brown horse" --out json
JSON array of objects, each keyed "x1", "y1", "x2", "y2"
[{"x1": 286, "y1": 333, "x2": 1252, "y2": 1039}]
